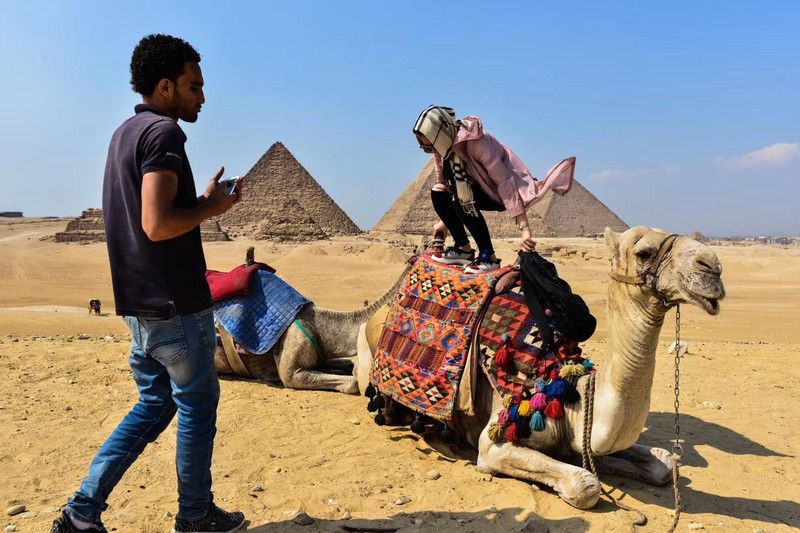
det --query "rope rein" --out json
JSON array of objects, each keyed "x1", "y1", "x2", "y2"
[{"x1": 580, "y1": 304, "x2": 685, "y2": 532}]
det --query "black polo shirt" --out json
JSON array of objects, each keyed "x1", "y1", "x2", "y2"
[{"x1": 102, "y1": 104, "x2": 212, "y2": 318}]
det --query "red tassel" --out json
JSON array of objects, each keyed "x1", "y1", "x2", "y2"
[
  {"x1": 495, "y1": 344, "x2": 515, "y2": 372},
  {"x1": 544, "y1": 398, "x2": 564, "y2": 419},
  {"x1": 506, "y1": 423, "x2": 519, "y2": 443}
]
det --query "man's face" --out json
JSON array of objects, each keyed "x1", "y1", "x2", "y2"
[{"x1": 170, "y1": 62, "x2": 204, "y2": 123}]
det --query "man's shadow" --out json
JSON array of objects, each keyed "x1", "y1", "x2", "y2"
[{"x1": 246, "y1": 508, "x2": 589, "y2": 533}]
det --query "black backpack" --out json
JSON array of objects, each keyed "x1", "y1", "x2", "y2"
[{"x1": 517, "y1": 251, "x2": 597, "y2": 349}]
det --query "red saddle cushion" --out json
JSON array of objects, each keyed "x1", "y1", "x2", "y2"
[{"x1": 205, "y1": 262, "x2": 276, "y2": 301}]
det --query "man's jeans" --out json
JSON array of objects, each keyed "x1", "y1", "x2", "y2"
[{"x1": 66, "y1": 308, "x2": 220, "y2": 523}]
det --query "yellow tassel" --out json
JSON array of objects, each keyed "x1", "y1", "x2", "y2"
[
  {"x1": 518, "y1": 400, "x2": 531, "y2": 417},
  {"x1": 560, "y1": 362, "x2": 586, "y2": 379},
  {"x1": 503, "y1": 395, "x2": 514, "y2": 408},
  {"x1": 487, "y1": 422, "x2": 503, "y2": 443}
]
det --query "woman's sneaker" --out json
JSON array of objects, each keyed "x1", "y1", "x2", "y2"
[
  {"x1": 463, "y1": 253, "x2": 501, "y2": 274},
  {"x1": 431, "y1": 246, "x2": 475, "y2": 265},
  {"x1": 172, "y1": 503, "x2": 245, "y2": 533}
]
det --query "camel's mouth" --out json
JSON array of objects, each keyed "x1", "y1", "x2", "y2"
[{"x1": 684, "y1": 292, "x2": 722, "y2": 315}]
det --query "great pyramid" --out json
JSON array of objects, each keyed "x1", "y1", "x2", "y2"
[
  {"x1": 373, "y1": 158, "x2": 628, "y2": 238},
  {"x1": 215, "y1": 142, "x2": 361, "y2": 241},
  {"x1": 54, "y1": 208, "x2": 230, "y2": 243}
]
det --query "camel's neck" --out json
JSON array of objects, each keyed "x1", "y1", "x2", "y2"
[{"x1": 590, "y1": 281, "x2": 666, "y2": 453}]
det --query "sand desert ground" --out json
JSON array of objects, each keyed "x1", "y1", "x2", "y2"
[{"x1": 1, "y1": 217, "x2": 798, "y2": 533}]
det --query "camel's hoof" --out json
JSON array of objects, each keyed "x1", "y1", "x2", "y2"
[
  {"x1": 340, "y1": 377, "x2": 360, "y2": 395},
  {"x1": 648, "y1": 447, "x2": 673, "y2": 485},
  {"x1": 559, "y1": 470, "x2": 602, "y2": 509}
]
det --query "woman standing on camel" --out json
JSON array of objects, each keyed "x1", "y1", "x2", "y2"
[{"x1": 413, "y1": 105, "x2": 575, "y2": 273}]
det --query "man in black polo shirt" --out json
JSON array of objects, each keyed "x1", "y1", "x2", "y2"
[{"x1": 52, "y1": 34, "x2": 245, "y2": 533}]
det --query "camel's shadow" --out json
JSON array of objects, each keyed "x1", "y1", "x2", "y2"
[
  {"x1": 626, "y1": 411, "x2": 797, "y2": 528},
  {"x1": 385, "y1": 413, "x2": 798, "y2": 529},
  {"x1": 246, "y1": 508, "x2": 589, "y2": 532}
]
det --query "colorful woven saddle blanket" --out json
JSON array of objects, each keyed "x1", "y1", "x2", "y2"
[
  {"x1": 370, "y1": 255, "x2": 512, "y2": 421},
  {"x1": 478, "y1": 282, "x2": 596, "y2": 443},
  {"x1": 213, "y1": 270, "x2": 311, "y2": 355}
]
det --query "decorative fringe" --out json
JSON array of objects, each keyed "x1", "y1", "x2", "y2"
[
  {"x1": 497, "y1": 408, "x2": 509, "y2": 426},
  {"x1": 508, "y1": 404, "x2": 522, "y2": 423},
  {"x1": 488, "y1": 422, "x2": 503, "y2": 442},
  {"x1": 515, "y1": 419, "x2": 531, "y2": 439},
  {"x1": 559, "y1": 362, "x2": 586, "y2": 379},
  {"x1": 530, "y1": 410, "x2": 545, "y2": 431},
  {"x1": 544, "y1": 398, "x2": 564, "y2": 419},
  {"x1": 386, "y1": 399, "x2": 402, "y2": 420},
  {"x1": 365, "y1": 383, "x2": 376, "y2": 399},
  {"x1": 562, "y1": 380, "x2": 581, "y2": 403},
  {"x1": 374, "y1": 394, "x2": 386, "y2": 409},
  {"x1": 534, "y1": 378, "x2": 547, "y2": 393},
  {"x1": 495, "y1": 344, "x2": 514, "y2": 371},
  {"x1": 545, "y1": 379, "x2": 567, "y2": 398},
  {"x1": 530, "y1": 392, "x2": 548, "y2": 411},
  {"x1": 375, "y1": 412, "x2": 386, "y2": 426},
  {"x1": 506, "y1": 423, "x2": 519, "y2": 443},
  {"x1": 441, "y1": 424, "x2": 456, "y2": 443},
  {"x1": 518, "y1": 400, "x2": 531, "y2": 417},
  {"x1": 410, "y1": 413, "x2": 426, "y2": 434}
]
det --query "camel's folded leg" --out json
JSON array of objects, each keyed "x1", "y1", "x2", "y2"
[
  {"x1": 280, "y1": 366, "x2": 359, "y2": 394},
  {"x1": 355, "y1": 323, "x2": 373, "y2": 396},
  {"x1": 593, "y1": 443, "x2": 672, "y2": 485},
  {"x1": 478, "y1": 428, "x2": 601, "y2": 509}
]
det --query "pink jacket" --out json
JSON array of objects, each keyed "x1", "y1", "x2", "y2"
[{"x1": 433, "y1": 116, "x2": 575, "y2": 218}]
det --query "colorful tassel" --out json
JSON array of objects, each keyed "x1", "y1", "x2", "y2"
[
  {"x1": 506, "y1": 423, "x2": 519, "y2": 443},
  {"x1": 516, "y1": 419, "x2": 531, "y2": 439},
  {"x1": 544, "y1": 398, "x2": 564, "y2": 419},
  {"x1": 365, "y1": 383, "x2": 376, "y2": 399},
  {"x1": 497, "y1": 408, "x2": 509, "y2": 426},
  {"x1": 510, "y1": 393, "x2": 521, "y2": 405},
  {"x1": 508, "y1": 404, "x2": 522, "y2": 423},
  {"x1": 495, "y1": 344, "x2": 514, "y2": 371},
  {"x1": 534, "y1": 378, "x2": 547, "y2": 393},
  {"x1": 550, "y1": 368, "x2": 561, "y2": 380},
  {"x1": 488, "y1": 422, "x2": 503, "y2": 443},
  {"x1": 545, "y1": 379, "x2": 566, "y2": 398},
  {"x1": 559, "y1": 362, "x2": 586, "y2": 379},
  {"x1": 530, "y1": 392, "x2": 548, "y2": 411},
  {"x1": 530, "y1": 410, "x2": 545, "y2": 431},
  {"x1": 562, "y1": 380, "x2": 581, "y2": 403},
  {"x1": 518, "y1": 400, "x2": 531, "y2": 417},
  {"x1": 520, "y1": 389, "x2": 532, "y2": 401}
]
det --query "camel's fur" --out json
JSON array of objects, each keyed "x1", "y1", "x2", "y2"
[
  {"x1": 358, "y1": 226, "x2": 725, "y2": 508},
  {"x1": 215, "y1": 261, "x2": 413, "y2": 394}
]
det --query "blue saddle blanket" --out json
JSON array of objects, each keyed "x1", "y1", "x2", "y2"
[{"x1": 213, "y1": 270, "x2": 311, "y2": 354}]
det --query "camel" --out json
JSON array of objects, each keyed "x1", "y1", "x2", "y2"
[
  {"x1": 214, "y1": 261, "x2": 413, "y2": 394},
  {"x1": 357, "y1": 226, "x2": 725, "y2": 508}
]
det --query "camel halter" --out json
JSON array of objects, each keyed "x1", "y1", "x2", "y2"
[{"x1": 583, "y1": 233, "x2": 685, "y2": 531}]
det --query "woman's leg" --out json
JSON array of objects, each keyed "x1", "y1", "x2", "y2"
[
  {"x1": 431, "y1": 185, "x2": 471, "y2": 249},
  {"x1": 452, "y1": 184, "x2": 504, "y2": 258}
]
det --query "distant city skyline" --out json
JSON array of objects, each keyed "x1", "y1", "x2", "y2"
[{"x1": 1, "y1": 1, "x2": 798, "y2": 237}]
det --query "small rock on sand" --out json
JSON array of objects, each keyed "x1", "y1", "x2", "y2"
[{"x1": 6, "y1": 505, "x2": 25, "y2": 516}]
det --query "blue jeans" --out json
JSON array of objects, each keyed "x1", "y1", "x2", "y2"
[{"x1": 66, "y1": 308, "x2": 220, "y2": 523}]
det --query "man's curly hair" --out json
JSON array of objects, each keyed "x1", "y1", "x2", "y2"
[{"x1": 130, "y1": 34, "x2": 201, "y2": 96}]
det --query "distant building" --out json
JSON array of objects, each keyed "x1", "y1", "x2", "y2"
[{"x1": 0, "y1": 211, "x2": 23, "y2": 217}]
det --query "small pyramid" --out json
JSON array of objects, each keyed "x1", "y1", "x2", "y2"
[
  {"x1": 54, "y1": 209, "x2": 229, "y2": 243},
  {"x1": 374, "y1": 158, "x2": 628, "y2": 238},
  {"x1": 216, "y1": 142, "x2": 361, "y2": 239}
]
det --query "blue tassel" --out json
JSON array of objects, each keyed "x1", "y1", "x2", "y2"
[
  {"x1": 582, "y1": 359, "x2": 595, "y2": 370},
  {"x1": 545, "y1": 378, "x2": 567, "y2": 398},
  {"x1": 508, "y1": 403, "x2": 522, "y2": 423},
  {"x1": 530, "y1": 410, "x2": 545, "y2": 431}
]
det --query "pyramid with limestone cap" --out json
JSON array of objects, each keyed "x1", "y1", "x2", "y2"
[
  {"x1": 373, "y1": 157, "x2": 628, "y2": 238},
  {"x1": 215, "y1": 142, "x2": 361, "y2": 240}
]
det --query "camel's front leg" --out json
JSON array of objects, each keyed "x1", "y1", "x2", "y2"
[
  {"x1": 593, "y1": 443, "x2": 672, "y2": 485},
  {"x1": 477, "y1": 428, "x2": 601, "y2": 509},
  {"x1": 276, "y1": 326, "x2": 358, "y2": 394}
]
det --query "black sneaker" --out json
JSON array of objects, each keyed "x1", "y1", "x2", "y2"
[
  {"x1": 172, "y1": 503, "x2": 245, "y2": 533},
  {"x1": 50, "y1": 512, "x2": 108, "y2": 533},
  {"x1": 431, "y1": 245, "x2": 475, "y2": 265}
]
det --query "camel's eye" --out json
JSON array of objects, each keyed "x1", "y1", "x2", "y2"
[{"x1": 635, "y1": 249, "x2": 654, "y2": 260}]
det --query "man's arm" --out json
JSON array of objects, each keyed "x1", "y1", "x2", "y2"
[{"x1": 141, "y1": 169, "x2": 235, "y2": 241}]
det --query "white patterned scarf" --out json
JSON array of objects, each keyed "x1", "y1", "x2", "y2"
[{"x1": 413, "y1": 105, "x2": 478, "y2": 217}]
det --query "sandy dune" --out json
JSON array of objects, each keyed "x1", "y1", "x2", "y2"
[{"x1": 1, "y1": 218, "x2": 798, "y2": 532}]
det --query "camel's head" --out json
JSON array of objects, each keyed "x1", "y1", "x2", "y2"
[{"x1": 604, "y1": 226, "x2": 725, "y2": 315}]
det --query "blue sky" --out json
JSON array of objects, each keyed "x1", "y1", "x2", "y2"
[{"x1": 1, "y1": 1, "x2": 798, "y2": 236}]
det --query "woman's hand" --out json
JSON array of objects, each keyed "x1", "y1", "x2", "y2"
[{"x1": 519, "y1": 227, "x2": 537, "y2": 252}]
